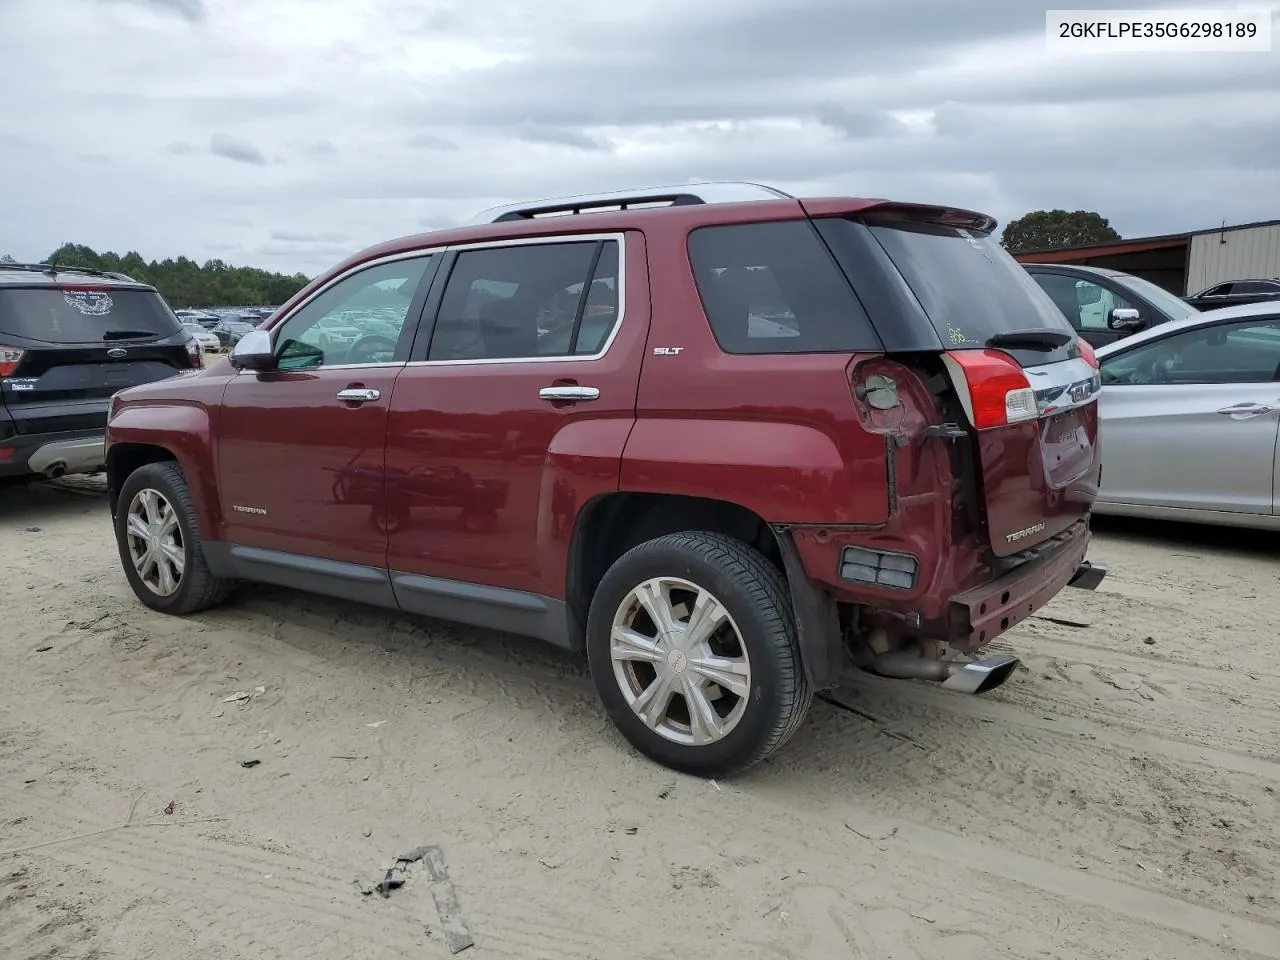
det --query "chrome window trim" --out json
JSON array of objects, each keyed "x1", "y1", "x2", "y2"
[{"x1": 408, "y1": 232, "x2": 628, "y2": 368}]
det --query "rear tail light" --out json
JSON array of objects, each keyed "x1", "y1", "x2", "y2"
[
  {"x1": 0, "y1": 345, "x2": 24, "y2": 377},
  {"x1": 1077, "y1": 338, "x2": 1098, "y2": 370},
  {"x1": 185, "y1": 336, "x2": 203, "y2": 368},
  {"x1": 0, "y1": 448, "x2": 13, "y2": 461},
  {"x1": 942, "y1": 349, "x2": 1038, "y2": 430}
]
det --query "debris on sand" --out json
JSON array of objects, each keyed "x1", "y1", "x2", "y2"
[{"x1": 356, "y1": 845, "x2": 474, "y2": 954}]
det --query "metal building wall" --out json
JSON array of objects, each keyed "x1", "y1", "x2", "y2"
[{"x1": 1186, "y1": 224, "x2": 1280, "y2": 293}]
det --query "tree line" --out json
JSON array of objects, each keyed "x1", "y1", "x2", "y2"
[{"x1": 0, "y1": 244, "x2": 312, "y2": 309}]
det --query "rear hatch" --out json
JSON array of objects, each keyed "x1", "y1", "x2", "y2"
[
  {"x1": 814, "y1": 208, "x2": 1101, "y2": 556},
  {"x1": 0, "y1": 283, "x2": 198, "y2": 434}
]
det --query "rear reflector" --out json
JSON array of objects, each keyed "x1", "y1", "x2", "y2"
[
  {"x1": 0, "y1": 345, "x2": 24, "y2": 377},
  {"x1": 942, "y1": 349, "x2": 1038, "y2": 430},
  {"x1": 840, "y1": 546, "x2": 919, "y2": 590},
  {"x1": 0, "y1": 448, "x2": 13, "y2": 461}
]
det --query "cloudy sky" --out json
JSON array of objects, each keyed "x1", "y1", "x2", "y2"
[{"x1": 1, "y1": 0, "x2": 1278, "y2": 277}]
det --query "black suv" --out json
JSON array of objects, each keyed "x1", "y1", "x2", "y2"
[
  {"x1": 1184, "y1": 278, "x2": 1280, "y2": 311},
  {"x1": 1022, "y1": 263, "x2": 1198, "y2": 348},
  {"x1": 1, "y1": 263, "x2": 202, "y2": 481}
]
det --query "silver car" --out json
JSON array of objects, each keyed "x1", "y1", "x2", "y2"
[{"x1": 1095, "y1": 300, "x2": 1280, "y2": 529}]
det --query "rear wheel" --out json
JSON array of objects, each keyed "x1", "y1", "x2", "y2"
[
  {"x1": 586, "y1": 531, "x2": 812, "y2": 778},
  {"x1": 114, "y1": 461, "x2": 233, "y2": 615}
]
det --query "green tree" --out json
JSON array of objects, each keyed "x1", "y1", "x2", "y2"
[
  {"x1": 41, "y1": 243, "x2": 312, "y2": 308},
  {"x1": 1001, "y1": 210, "x2": 1121, "y2": 253},
  {"x1": 0, "y1": 253, "x2": 16, "y2": 264}
]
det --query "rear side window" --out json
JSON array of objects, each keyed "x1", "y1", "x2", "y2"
[
  {"x1": 687, "y1": 221, "x2": 880, "y2": 354},
  {"x1": 0, "y1": 287, "x2": 180, "y2": 344},
  {"x1": 427, "y1": 240, "x2": 619, "y2": 361},
  {"x1": 859, "y1": 219, "x2": 1073, "y2": 349}
]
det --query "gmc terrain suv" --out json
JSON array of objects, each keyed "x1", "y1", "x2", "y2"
[
  {"x1": 1, "y1": 263, "x2": 203, "y2": 482},
  {"x1": 105, "y1": 182, "x2": 1107, "y2": 777}
]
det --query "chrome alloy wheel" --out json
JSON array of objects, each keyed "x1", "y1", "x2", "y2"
[
  {"x1": 610, "y1": 577, "x2": 752, "y2": 746},
  {"x1": 124, "y1": 488, "x2": 186, "y2": 597}
]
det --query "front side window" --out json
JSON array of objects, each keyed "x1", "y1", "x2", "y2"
[
  {"x1": 1031, "y1": 274, "x2": 1137, "y2": 331},
  {"x1": 1100, "y1": 318, "x2": 1280, "y2": 386},
  {"x1": 427, "y1": 240, "x2": 619, "y2": 362},
  {"x1": 1073, "y1": 279, "x2": 1134, "y2": 330},
  {"x1": 272, "y1": 255, "x2": 434, "y2": 370}
]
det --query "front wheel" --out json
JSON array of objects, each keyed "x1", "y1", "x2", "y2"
[
  {"x1": 114, "y1": 461, "x2": 233, "y2": 616},
  {"x1": 585, "y1": 531, "x2": 812, "y2": 778}
]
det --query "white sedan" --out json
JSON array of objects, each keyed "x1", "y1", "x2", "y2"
[
  {"x1": 181, "y1": 321, "x2": 222, "y2": 353},
  {"x1": 1094, "y1": 300, "x2": 1280, "y2": 529}
]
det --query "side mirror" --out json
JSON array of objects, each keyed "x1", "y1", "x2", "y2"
[
  {"x1": 228, "y1": 329, "x2": 276, "y2": 371},
  {"x1": 1108, "y1": 307, "x2": 1144, "y2": 332}
]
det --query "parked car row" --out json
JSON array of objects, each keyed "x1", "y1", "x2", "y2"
[{"x1": 10, "y1": 183, "x2": 1278, "y2": 777}]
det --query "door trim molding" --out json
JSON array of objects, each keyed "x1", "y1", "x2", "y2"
[{"x1": 199, "y1": 542, "x2": 575, "y2": 649}]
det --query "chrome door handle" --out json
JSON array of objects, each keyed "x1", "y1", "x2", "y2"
[
  {"x1": 337, "y1": 388, "x2": 380, "y2": 402},
  {"x1": 539, "y1": 386, "x2": 600, "y2": 402},
  {"x1": 1217, "y1": 402, "x2": 1276, "y2": 419}
]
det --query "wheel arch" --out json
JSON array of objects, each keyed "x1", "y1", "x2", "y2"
[
  {"x1": 565, "y1": 491, "x2": 843, "y2": 689},
  {"x1": 107, "y1": 443, "x2": 179, "y2": 517}
]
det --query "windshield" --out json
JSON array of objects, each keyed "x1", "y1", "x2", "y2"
[
  {"x1": 0, "y1": 287, "x2": 180, "y2": 344},
  {"x1": 863, "y1": 219, "x2": 1074, "y2": 350},
  {"x1": 1111, "y1": 274, "x2": 1197, "y2": 321}
]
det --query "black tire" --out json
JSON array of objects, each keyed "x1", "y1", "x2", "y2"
[
  {"x1": 114, "y1": 461, "x2": 233, "y2": 616},
  {"x1": 585, "y1": 531, "x2": 812, "y2": 778}
]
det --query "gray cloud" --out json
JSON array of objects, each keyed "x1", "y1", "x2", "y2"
[
  {"x1": 103, "y1": 0, "x2": 206, "y2": 21},
  {"x1": 209, "y1": 133, "x2": 267, "y2": 166},
  {"x1": 514, "y1": 123, "x2": 613, "y2": 152},
  {"x1": 406, "y1": 132, "x2": 459, "y2": 151},
  {"x1": 0, "y1": 0, "x2": 1276, "y2": 276},
  {"x1": 269, "y1": 229, "x2": 350, "y2": 244}
]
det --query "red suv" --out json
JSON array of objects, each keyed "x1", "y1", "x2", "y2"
[{"x1": 105, "y1": 183, "x2": 1106, "y2": 777}]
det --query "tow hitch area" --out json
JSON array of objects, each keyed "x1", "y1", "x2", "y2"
[{"x1": 1068, "y1": 560, "x2": 1108, "y2": 590}]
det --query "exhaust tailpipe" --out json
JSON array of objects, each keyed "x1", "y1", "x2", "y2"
[
  {"x1": 45, "y1": 461, "x2": 68, "y2": 479},
  {"x1": 867, "y1": 651, "x2": 1020, "y2": 695}
]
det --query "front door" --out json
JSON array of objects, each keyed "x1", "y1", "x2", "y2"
[
  {"x1": 1098, "y1": 316, "x2": 1280, "y2": 515},
  {"x1": 216, "y1": 252, "x2": 439, "y2": 573},
  {"x1": 384, "y1": 234, "x2": 648, "y2": 621}
]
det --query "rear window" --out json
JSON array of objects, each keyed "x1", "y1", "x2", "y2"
[
  {"x1": 0, "y1": 287, "x2": 180, "y2": 344},
  {"x1": 858, "y1": 219, "x2": 1073, "y2": 349},
  {"x1": 687, "y1": 221, "x2": 881, "y2": 354}
]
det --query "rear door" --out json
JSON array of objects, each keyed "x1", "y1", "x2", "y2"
[
  {"x1": 815, "y1": 211, "x2": 1099, "y2": 557},
  {"x1": 384, "y1": 232, "x2": 647, "y2": 612},
  {"x1": 0, "y1": 283, "x2": 193, "y2": 435},
  {"x1": 1096, "y1": 316, "x2": 1280, "y2": 514}
]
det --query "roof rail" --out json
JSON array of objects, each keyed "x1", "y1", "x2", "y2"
[
  {"x1": 0, "y1": 262, "x2": 136, "y2": 282},
  {"x1": 466, "y1": 181, "x2": 796, "y2": 225}
]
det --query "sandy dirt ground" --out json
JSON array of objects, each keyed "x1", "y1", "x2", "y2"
[{"x1": 2, "y1": 476, "x2": 1278, "y2": 960}]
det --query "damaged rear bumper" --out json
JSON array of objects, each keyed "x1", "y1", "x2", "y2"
[{"x1": 949, "y1": 528, "x2": 1101, "y2": 650}]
